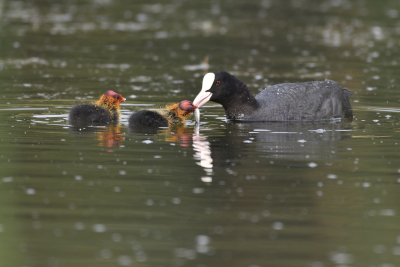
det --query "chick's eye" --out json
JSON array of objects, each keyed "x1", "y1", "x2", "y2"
[{"x1": 216, "y1": 81, "x2": 221, "y2": 86}]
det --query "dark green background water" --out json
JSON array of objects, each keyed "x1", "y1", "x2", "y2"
[{"x1": 1, "y1": 0, "x2": 400, "y2": 266}]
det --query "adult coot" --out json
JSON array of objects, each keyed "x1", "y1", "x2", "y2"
[
  {"x1": 69, "y1": 90, "x2": 126, "y2": 124},
  {"x1": 193, "y1": 71, "x2": 353, "y2": 121},
  {"x1": 129, "y1": 100, "x2": 197, "y2": 127}
]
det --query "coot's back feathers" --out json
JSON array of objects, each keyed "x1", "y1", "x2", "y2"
[
  {"x1": 193, "y1": 71, "x2": 353, "y2": 121},
  {"x1": 253, "y1": 79, "x2": 353, "y2": 121}
]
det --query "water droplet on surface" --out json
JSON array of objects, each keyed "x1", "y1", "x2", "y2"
[
  {"x1": 308, "y1": 162, "x2": 317, "y2": 168},
  {"x1": 362, "y1": 182, "x2": 371, "y2": 187},
  {"x1": 329, "y1": 251, "x2": 354, "y2": 264},
  {"x1": 53, "y1": 228, "x2": 63, "y2": 237},
  {"x1": 272, "y1": 221, "x2": 284, "y2": 230},
  {"x1": 392, "y1": 246, "x2": 400, "y2": 255},
  {"x1": 196, "y1": 235, "x2": 210, "y2": 245},
  {"x1": 100, "y1": 248, "x2": 112, "y2": 259},
  {"x1": 112, "y1": 233, "x2": 122, "y2": 242},
  {"x1": 373, "y1": 244, "x2": 386, "y2": 254},
  {"x1": 262, "y1": 210, "x2": 270, "y2": 217},
  {"x1": 250, "y1": 215, "x2": 259, "y2": 222},
  {"x1": 171, "y1": 198, "x2": 181, "y2": 204},
  {"x1": 2, "y1": 177, "x2": 13, "y2": 183},
  {"x1": 135, "y1": 251, "x2": 148, "y2": 262},
  {"x1": 92, "y1": 224, "x2": 107, "y2": 233},
  {"x1": 380, "y1": 209, "x2": 395, "y2": 216},
  {"x1": 74, "y1": 222, "x2": 85, "y2": 230},
  {"x1": 25, "y1": 188, "x2": 36, "y2": 195},
  {"x1": 192, "y1": 188, "x2": 204, "y2": 194}
]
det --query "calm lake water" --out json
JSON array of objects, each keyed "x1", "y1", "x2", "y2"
[{"x1": 1, "y1": 0, "x2": 400, "y2": 267}]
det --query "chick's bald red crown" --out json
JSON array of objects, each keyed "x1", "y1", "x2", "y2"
[
  {"x1": 179, "y1": 100, "x2": 197, "y2": 112},
  {"x1": 104, "y1": 90, "x2": 126, "y2": 102}
]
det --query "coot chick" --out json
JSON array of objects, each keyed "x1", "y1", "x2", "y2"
[
  {"x1": 129, "y1": 100, "x2": 197, "y2": 127},
  {"x1": 193, "y1": 71, "x2": 353, "y2": 121},
  {"x1": 69, "y1": 90, "x2": 126, "y2": 124}
]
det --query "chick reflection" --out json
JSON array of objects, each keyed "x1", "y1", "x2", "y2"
[
  {"x1": 97, "y1": 125, "x2": 124, "y2": 149},
  {"x1": 69, "y1": 124, "x2": 124, "y2": 152},
  {"x1": 129, "y1": 123, "x2": 214, "y2": 175},
  {"x1": 165, "y1": 125, "x2": 213, "y2": 176},
  {"x1": 163, "y1": 127, "x2": 194, "y2": 147}
]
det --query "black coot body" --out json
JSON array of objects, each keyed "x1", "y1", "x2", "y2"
[
  {"x1": 69, "y1": 105, "x2": 119, "y2": 124},
  {"x1": 193, "y1": 71, "x2": 353, "y2": 121}
]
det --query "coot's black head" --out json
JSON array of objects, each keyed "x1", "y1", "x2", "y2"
[{"x1": 193, "y1": 71, "x2": 248, "y2": 108}]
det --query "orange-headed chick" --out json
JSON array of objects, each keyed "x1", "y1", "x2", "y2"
[
  {"x1": 129, "y1": 100, "x2": 197, "y2": 127},
  {"x1": 69, "y1": 90, "x2": 126, "y2": 124}
]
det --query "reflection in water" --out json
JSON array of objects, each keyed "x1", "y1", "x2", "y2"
[
  {"x1": 226, "y1": 121, "x2": 353, "y2": 160},
  {"x1": 191, "y1": 120, "x2": 353, "y2": 181},
  {"x1": 69, "y1": 124, "x2": 124, "y2": 151},
  {"x1": 163, "y1": 126, "x2": 194, "y2": 147},
  {"x1": 129, "y1": 122, "x2": 215, "y2": 179},
  {"x1": 96, "y1": 125, "x2": 124, "y2": 149},
  {"x1": 129, "y1": 121, "x2": 215, "y2": 178},
  {"x1": 193, "y1": 132, "x2": 213, "y2": 177},
  {"x1": 192, "y1": 121, "x2": 354, "y2": 171}
]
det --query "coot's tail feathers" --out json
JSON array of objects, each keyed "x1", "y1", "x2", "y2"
[
  {"x1": 342, "y1": 88, "x2": 353, "y2": 119},
  {"x1": 129, "y1": 110, "x2": 169, "y2": 127}
]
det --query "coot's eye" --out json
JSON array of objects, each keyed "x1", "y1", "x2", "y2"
[{"x1": 216, "y1": 81, "x2": 221, "y2": 86}]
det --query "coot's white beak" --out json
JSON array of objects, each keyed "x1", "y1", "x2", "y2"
[{"x1": 193, "y1": 73, "x2": 215, "y2": 108}]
